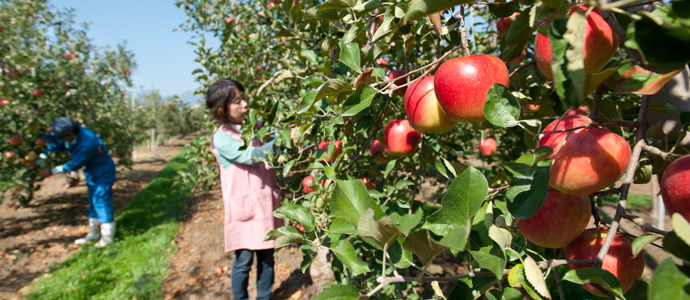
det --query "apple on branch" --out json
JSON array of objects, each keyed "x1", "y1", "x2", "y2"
[
  {"x1": 387, "y1": 70, "x2": 408, "y2": 96},
  {"x1": 317, "y1": 140, "x2": 342, "y2": 163},
  {"x1": 660, "y1": 154, "x2": 690, "y2": 220},
  {"x1": 565, "y1": 227, "x2": 644, "y2": 297},
  {"x1": 404, "y1": 76, "x2": 456, "y2": 134},
  {"x1": 302, "y1": 176, "x2": 315, "y2": 193},
  {"x1": 434, "y1": 54, "x2": 509, "y2": 122},
  {"x1": 496, "y1": 12, "x2": 519, "y2": 36},
  {"x1": 540, "y1": 115, "x2": 631, "y2": 196},
  {"x1": 370, "y1": 140, "x2": 388, "y2": 163},
  {"x1": 478, "y1": 138, "x2": 497, "y2": 156},
  {"x1": 383, "y1": 119, "x2": 421, "y2": 157},
  {"x1": 516, "y1": 190, "x2": 591, "y2": 248},
  {"x1": 535, "y1": 6, "x2": 619, "y2": 80}
]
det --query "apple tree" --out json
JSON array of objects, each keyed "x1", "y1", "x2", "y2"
[
  {"x1": 178, "y1": 0, "x2": 690, "y2": 299},
  {"x1": 0, "y1": 0, "x2": 142, "y2": 206}
]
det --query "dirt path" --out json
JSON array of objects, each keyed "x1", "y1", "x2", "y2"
[
  {"x1": 0, "y1": 136, "x2": 194, "y2": 300},
  {"x1": 162, "y1": 189, "x2": 321, "y2": 300}
]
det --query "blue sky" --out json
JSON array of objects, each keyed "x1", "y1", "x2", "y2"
[{"x1": 50, "y1": 0, "x2": 212, "y2": 98}]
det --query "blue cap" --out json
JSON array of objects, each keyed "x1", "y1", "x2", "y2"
[{"x1": 45, "y1": 118, "x2": 77, "y2": 141}]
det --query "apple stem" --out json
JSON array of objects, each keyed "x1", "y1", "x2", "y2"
[{"x1": 595, "y1": 95, "x2": 650, "y2": 264}]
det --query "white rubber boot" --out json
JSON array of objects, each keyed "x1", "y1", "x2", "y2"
[
  {"x1": 75, "y1": 218, "x2": 101, "y2": 244},
  {"x1": 94, "y1": 221, "x2": 116, "y2": 248}
]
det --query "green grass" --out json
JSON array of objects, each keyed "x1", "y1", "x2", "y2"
[
  {"x1": 601, "y1": 192, "x2": 653, "y2": 208},
  {"x1": 25, "y1": 147, "x2": 195, "y2": 300}
]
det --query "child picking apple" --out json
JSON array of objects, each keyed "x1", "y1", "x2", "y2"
[{"x1": 205, "y1": 78, "x2": 283, "y2": 300}]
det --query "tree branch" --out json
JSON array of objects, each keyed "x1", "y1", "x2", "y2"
[
  {"x1": 509, "y1": 61, "x2": 536, "y2": 78},
  {"x1": 596, "y1": 95, "x2": 650, "y2": 263},
  {"x1": 554, "y1": 266, "x2": 566, "y2": 300},
  {"x1": 256, "y1": 71, "x2": 281, "y2": 96},
  {"x1": 643, "y1": 144, "x2": 683, "y2": 160},
  {"x1": 591, "y1": 82, "x2": 609, "y2": 122},
  {"x1": 534, "y1": 119, "x2": 642, "y2": 140},
  {"x1": 619, "y1": 208, "x2": 669, "y2": 235}
]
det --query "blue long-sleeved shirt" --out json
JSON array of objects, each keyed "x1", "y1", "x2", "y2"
[{"x1": 42, "y1": 126, "x2": 116, "y2": 185}]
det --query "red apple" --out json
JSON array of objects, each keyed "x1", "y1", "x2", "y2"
[
  {"x1": 566, "y1": 105, "x2": 591, "y2": 116},
  {"x1": 565, "y1": 227, "x2": 644, "y2": 297},
  {"x1": 318, "y1": 140, "x2": 343, "y2": 163},
  {"x1": 33, "y1": 88, "x2": 45, "y2": 96},
  {"x1": 383, "y1": 119, "x2": 421, "y2": 157},
  {"x1": 387, "y1": 70, "x2": 408, "y2": 96},
  {"x1": 125, "y1": 70, "x2": 131, "y2": 76},
  {"x1": 507, "y1": 49, "x2": 526, "y2": 66},
  {"x1": 404, "y1": 76, "x2": 456, "y2": 134},
  {"x1": 370, "y1": 140, "x2": 388, "y2": 163},
  {"x1": 0, "y1": 99, "x2": 8, "y2": 106},
  {"x1": 0, "y1": 27, "x2": 3, "y2": 32},
  {"x1": 660, "y1": 154, "x2": 690, "y2": 220},
  {"x1": 268, "y1": 1, "x2": 276, "y2": 9},
  {"x1": 35, "y1": 139, "x2": 46, "y2": 147},
  {"x1": 7, "y1": 136, "x2": 21, "y2": 146},
  {"x1": 225, "y1": 17, "x2": 234, "y2": 24},
  {"x1": 479, "y1": 138, "x2": 497, "y2": 156},
  {"x1": 377, "y1": 59, "x2": 388, "y2": 71},
  {"x1": 540, "y1": 115, "x2": 631, "y2": 196},
  {"x1": 522, "y1": 103, "x2": 540, "y2": 112},
  {"x1": 302, "y1": 176, "x2": 315, "y2": 193},
  {"x1": 496, "y1": 13, "x2": 519, "y2": 36},
  {"x1": 434, "y1": 54, "x2": 510, "y2": 122},
  {"x1": 4, "y1": 151, "x2": 14, "y2": 158},
  {"x1": 516, "y1": 190, "x2": 591, "y2": 248},
  {"x1": 9, "y1": 70, "x2": 21, "y2": 78},
  {"x1": 535, "y1": 6, "x2": 619, "y2": 80},
  {"x1": 360, "y1": 178, "x2": 376, "y2": 190},
  {"x1": 64, "y1": 52, "x2": 75, "y2": 60}
]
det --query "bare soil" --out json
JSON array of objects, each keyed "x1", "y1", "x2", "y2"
[{"x1": 0, "y1": 136, "x2": 194, "y2": 300}]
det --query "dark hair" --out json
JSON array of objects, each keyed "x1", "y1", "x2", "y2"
[{"x1": 206, "y1": 78, "x2": 246, "y2": 123}]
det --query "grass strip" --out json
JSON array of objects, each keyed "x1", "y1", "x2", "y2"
[
  {"x1": 24, "y1": 147, "x2": 194, "y2": 300},
  {"x1": 601, "y1": 192, "x2": 653, "y2": 208}
]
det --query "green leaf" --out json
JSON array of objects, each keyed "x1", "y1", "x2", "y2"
[
  {"x1": 319, "y1": 0, "x2": 357, "y2": 10},
  {"x1": 330, "y1": 218, "x2": 358, "y2": 235},
  {"x1": 503, "y1": 147, "x2": 553, "y2": 178},
  {"x1": 342, "y1": 85, "x2": 377, "y2": 117},
  {"x1": 316, "y1": 79, "x2": 353, "y2": 103},
  {"x1": 505, "y1": 9, "x2": 535, "y2": 44},
  {"x1": 625, "y1": 8, "x2": 690, "y2": 72},
  {"x1": 550, "y1": 19, "x2": 581, "y2": 108},
  {"x1": 563, "y1": 268, "x2": 627, "y2": 299},
  {"x1": 300, "y1": 50, "x2": 319, "y2": 65},
  {"x1": 372, "y1": 6, "x2": 397, "y2": 42},
  {"x1": 405, "y1": 0, "x2": 474, "y2": 21},
  {"x1": 339, "y1": 43, "x2": 362, "y2": 73},
  {"x1": 357, "y1": 209, "x2": 401, "y2": 247},
  {"x1": 562, "y1": 8, "x2": 588, "y2": 103},
  {"x1": 507, "y1": 264, "x2": 544, "y2": 300},
  {"x1": 483, "y1": 83, "x2": 521, "y2": 128},
  {"x1": 303, "y1": 7, "x2": 347, "y2": 22},
  {"x1": 672, "y1": 213, "x2": 690, "y2": 246},
  {"x1": 296, "y1": 90, "x2": 319, "y2": 114},
  {"x1": 448, "y1": 276, "x2": 497, "y2": 300},
  {"x1": 663, "y1": 231, "x2": 690, "y2": 262},
  {"x1": 488, "y1": 225, "x2": 512, "y2": 251},
  {"x1": 282, "y1": 159, "x2": 296, "y2": 178},
  {"x1": 402, "y1": 229, "x2": 450, "y2": 266},
  {"x1": 330, "y1": 179, "x2": 383, "y2": 225},
  {"x1": 330, "y1": 239, "x2": 371, "y2": 275},
  {"x1": 312, "y1": 284, "x2": 362, "y2": 300},
  {"x1": 277, "y1": 205, "x2": 316, "y2": 231},
  {"x1": 506, "y1": 162, "x2": 550, "y2": 219},
  {"x1": 354, "y1": 0, "x2": 381, "y2": 17},
  {"x1": 583, "y1": 64, "x2": 625, "y2": 98},
  {"x1": 649, "y1": 259, "x2": 690, "y2": 300},
  {"x1": 488, "y1": 1, "x2": 521, "y2": 18},
  {"x1": 388, "y1": 238, "x2": 414, "y2": 269},
  {"x1": 395, "y1": 179, "x2": 414, "y2": 190},
  {"x1": 398, "y1": 208, "x2": 423, "y2": 235},
  {"x1": 384, "y1": 158, "x2": 398, "y2": 179},
  {"x1": 439, "y1": 225, "x2": 468, "y2": 251},
  {"x1": 426, "y1": 167, "x2": 489, "y2": 234},
  {"x1": 631, "y1": 234, "x2": 663, "y2": 257},
  {"x1": 471, "y1": 245, "x2": 507, "y2": 280},
  {"x1": 524, "y1": 256, "x2": 551, "y2": 299},
  {"x1": 265, "y1": 225, "x2": 306, "y2": 241}
]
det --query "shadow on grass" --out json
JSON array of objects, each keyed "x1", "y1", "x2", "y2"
[{"x1": 24, "y1": 148, "x2": 195, "y2": 300}]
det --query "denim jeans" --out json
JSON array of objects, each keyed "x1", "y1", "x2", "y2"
[{"x1": 231, "y1": 249, "x2": 275, "y2": 300}]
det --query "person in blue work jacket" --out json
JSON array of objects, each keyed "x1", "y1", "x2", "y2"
[{"x1": 37, "y1": 118, "x2": 117, "y2": 247}]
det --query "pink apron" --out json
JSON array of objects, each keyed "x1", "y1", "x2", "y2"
[{"x1": 210, "y1": 124, "x2": 283, "y2": 252}]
